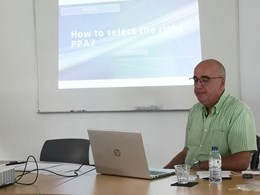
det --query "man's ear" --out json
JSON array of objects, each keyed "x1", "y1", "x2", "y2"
[{"x1": 220, "y1": 78, "x2": 225, "y2": 88}]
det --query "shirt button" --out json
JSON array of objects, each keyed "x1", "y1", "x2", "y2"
[
  {"x1": 200, "y1": 144, "x2": 203, "y2": 148},
  {"x1": 204, "y1": 129, "x2": 208, "y2": 132}
]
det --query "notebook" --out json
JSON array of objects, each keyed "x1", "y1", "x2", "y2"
[{"x1": 87, "y1": 129, "x2": 175, "y2": 179}]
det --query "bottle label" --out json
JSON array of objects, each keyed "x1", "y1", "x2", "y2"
[{"x1": 209, "y1": 159, "x2": 221, "y2": 167}]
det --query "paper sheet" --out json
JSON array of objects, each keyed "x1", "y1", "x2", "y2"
[
  {"x1": 196, "y1": 170, "x2": 231, "y2": 179},
  {"x1": 242, "y1": 170, "x2": 260, "y2": 175}
]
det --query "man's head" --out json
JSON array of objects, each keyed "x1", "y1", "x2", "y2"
[{"x1": 192, "y1": 59, "x2": 226, "y2": 112}]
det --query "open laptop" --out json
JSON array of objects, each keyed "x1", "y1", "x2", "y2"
[{"x1": 87, "y1": 129, "x2": 175, "y2": 179}]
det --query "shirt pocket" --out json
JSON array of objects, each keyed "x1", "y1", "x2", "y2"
[{"x1": 208, "y1": 128, "x2": 228, "y2": 154}]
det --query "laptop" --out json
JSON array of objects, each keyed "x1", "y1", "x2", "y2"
[{"x1": 87, "y1": 129, "x2": 175, "y2": 179}]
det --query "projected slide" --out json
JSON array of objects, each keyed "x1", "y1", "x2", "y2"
[{"x1": 58, "y1": 0, "x2": 201, "y2": 89}]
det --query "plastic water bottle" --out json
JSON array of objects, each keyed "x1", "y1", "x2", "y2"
[{"x1": 209, "y1": 146, "x2": 222, "y2": 184}]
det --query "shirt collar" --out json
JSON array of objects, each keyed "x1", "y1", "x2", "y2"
[{"x1": 202, "y1": 90, "x2": 229, "y2": 115}]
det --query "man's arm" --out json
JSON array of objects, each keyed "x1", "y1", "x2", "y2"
[
  {"x1": 197, "y1": 151, "x2": 251, "y2": 171},
  {"x1": 164, "y1": 147, "x2": 188, "y2": 169},
  {"x1": 222, "y1": 151, "x2": 251, "y2": 170}
]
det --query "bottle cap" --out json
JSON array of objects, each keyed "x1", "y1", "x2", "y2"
[{"x1": 212, "y1": 146, "x2": 218, "y2": 151}]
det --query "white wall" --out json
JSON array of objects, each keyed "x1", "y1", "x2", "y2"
[
  {"x1": 0, "y1": 0, "x2": 259, "y2": 167},
  {"x1": 239, "y1": 0, "x2": 260, "y2": 130}
]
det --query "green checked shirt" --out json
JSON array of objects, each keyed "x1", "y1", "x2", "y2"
[{"x1": 184, "y1": 90, "x2": 257, "y2": 165}]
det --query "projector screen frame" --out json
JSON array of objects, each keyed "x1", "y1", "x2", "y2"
[{"x1": 35, "y1": 0, "x2": 240, "y2": 113}]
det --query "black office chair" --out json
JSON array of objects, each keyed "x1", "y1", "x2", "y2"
[
  {"x1": 250, "y1": 135, "x2": 260, "y2": 169},
  {"x1": 40, "y1": 138, "x2": 90, "y2": 165}
]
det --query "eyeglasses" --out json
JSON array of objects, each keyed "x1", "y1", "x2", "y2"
[{"x1": 189, "y1": 76, "x2": 223, "y2": 86}]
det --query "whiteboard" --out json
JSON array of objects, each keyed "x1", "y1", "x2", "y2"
[{"x1": 35, "y1": 0, "x2": 239, "y2": 112}]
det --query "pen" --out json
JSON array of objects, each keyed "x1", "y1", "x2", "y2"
[{"x1": 5, "y1": 161, "x2": 26, "y2": 166}]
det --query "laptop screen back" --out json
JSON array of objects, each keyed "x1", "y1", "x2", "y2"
[{"x1": 88, "y1": 129, "x2": 152, "y2": 179}]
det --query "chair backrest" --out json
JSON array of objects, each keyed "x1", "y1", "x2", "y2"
[
  {"x1": 40, "y1": 138, "x2": 90, "y2": 165},
  {"x1": 250, "y1": 135, "x2": 260, "y2": 169}
]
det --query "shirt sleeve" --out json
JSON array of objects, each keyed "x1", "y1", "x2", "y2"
[{"x1": 228, "y1": 106, "x2": 257, "y2": 154}]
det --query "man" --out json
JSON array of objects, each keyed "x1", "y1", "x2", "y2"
[{"x1": 165, "y1": 59, "x2": 256, "y2": 171}]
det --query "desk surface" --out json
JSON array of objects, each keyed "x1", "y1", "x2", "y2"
[
  {"x1": 0, "y1": 164, "x2": 260, "y2": 195},
  {"x1": 47, "y1": 173, "x2": 260, "y2": 195}
]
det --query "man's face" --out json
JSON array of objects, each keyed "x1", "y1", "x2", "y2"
[{"x1": 193, "y1": 62, "x2": 224, "y2": 109}]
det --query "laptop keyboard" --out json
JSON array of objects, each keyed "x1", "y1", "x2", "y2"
[{"x1": 149, "y1": 170, "x2": 167, "y2": 176}]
